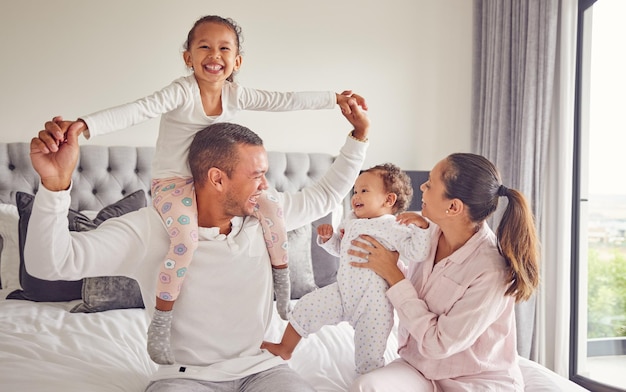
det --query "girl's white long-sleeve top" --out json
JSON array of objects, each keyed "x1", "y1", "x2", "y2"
[{"x1": 80, "y1": 75, "x2": 336, "y2": 178}]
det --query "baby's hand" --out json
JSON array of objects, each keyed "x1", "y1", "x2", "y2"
[
  {"x1": 396, "y1": 212, "x2": 429, "y2": 229},
  {"x1": 317, "y1": 224, "x2": 335, "y2": 243},
  {"x1": 336, "y1": 90, "x2": 368, "y2": 114}
]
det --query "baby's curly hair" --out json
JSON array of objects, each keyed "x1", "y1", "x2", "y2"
[{"x1": 362, "y1": 163, "x2": 413, "y2": 214}]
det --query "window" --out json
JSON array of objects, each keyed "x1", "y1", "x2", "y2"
[{"x1": 572, "y1": 0, "x2": 626, "y2": 390}]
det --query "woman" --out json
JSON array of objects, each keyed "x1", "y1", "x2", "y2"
[{"x1": 347, "y1": 153, "x2": 539, "y2": 391}]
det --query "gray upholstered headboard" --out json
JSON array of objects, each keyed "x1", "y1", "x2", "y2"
[
  {"x1": 0, "y1": 142, "x2": 340, "y2": 288},
  {"x1": 0, "y1": 144, "x2": 154, "y2": 210},
  {"x1": 0, "y1": 143, "x2": 334, "y2": 208},
  {"x1": 0, "y1": 142, "x2": 430, "y2": 290},
  {"x1": 0, "y1": 142, "x2": 428, "y2": 210}
]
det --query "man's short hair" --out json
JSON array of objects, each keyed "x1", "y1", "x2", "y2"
[{"x1": 189, "y1": 122, "x2": 264, "y2": 187}]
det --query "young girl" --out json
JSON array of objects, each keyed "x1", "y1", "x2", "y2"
[
  {"x1": 261, "y1": 163, "x2": 431, "y2": 374},
  {"x1": 55, "y1": 14, "x2": 367, "y2": 365}
]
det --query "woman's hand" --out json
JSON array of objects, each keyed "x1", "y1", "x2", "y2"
[{"x1": 348, "y1": 235, "x2": 405, "y2": 287}]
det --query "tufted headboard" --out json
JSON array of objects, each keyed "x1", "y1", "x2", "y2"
[
  {"x1": 0, "y1": 143, "x2": 334, "y2": 208},
  {"x1": 0, "y1": 142, "x2": 431, "y2": 291},
  {"x1": 0, "y1": 144, "x2": 153, "y2": 210},
  {"x1": 0, "y1": 142, "x2": 340, "y2": 288},
  {"x1": 0, "y1": 142, "x2": 429, "y2": 210}
]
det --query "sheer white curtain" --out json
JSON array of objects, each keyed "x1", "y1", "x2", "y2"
[{"x1": 538, "y1": 0, "x2": 578, "y2": 376}]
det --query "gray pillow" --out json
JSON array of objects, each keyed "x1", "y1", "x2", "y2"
[
  {"x1": 310, "y1": 214, "x2": 340, "y2": 288},
  {"x1": 70, "y1": 275, "x2": 144, "y2": 313},
  {"x1": 7, "y1": 190, "x2": 146, "y2": 313},
  {"x1": 8, "y1": 192, "x2": 96, "y2": 302},
  {"x1": 71, "y1": 190, "x2": 147, "y2": 313},
  {"x1": 0, "y1": 236, "x2": 4, "y2": 288},
  {"x1": 288, "y1": 224, "x2": 318, "y2": 299}
]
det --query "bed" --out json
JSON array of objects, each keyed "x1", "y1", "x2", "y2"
[{"x1": 0, "y1": 142, "x2": 588, "y2": 391}]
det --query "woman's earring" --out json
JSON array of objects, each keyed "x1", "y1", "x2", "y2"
[{"x1": 445, "y1": 209, "x2": 449, "y2": 214}]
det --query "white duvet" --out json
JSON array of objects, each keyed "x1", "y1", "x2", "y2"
[{"x1": 0, "y1": 290, "x2": 586, "y2": 391}]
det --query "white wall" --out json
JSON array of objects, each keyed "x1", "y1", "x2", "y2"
[{"x1": 0, "y1": 0, "x2": 472, "y2": 171}]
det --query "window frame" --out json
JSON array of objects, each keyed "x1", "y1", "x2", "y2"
[{"x1": 570, "y1": 0, "x2": 625, "y2": 390}]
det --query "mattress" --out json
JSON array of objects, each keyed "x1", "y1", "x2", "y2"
[{"x1": 0, "y1": 289, "x2": 587, "y2": 391}]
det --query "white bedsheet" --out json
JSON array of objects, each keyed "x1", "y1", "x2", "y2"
[{"x1": 0, "y1": 290, "x2": 587, "y2": 391}]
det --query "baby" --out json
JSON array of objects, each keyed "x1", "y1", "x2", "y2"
[{"x1": 262, "y1": 163, "x2": 431, "y2": 374}]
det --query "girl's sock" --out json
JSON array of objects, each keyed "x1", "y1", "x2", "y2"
[
  {"x1": 147, "y1": 309, "x2": 175, "y2": 364},
  {"x1": 273, "y1": 267, "x2": 291, "y2": 320}
]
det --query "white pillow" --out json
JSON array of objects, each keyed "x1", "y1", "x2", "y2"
[{"x1": 0, "y1": 204, "x2": 20, "y2": 291}]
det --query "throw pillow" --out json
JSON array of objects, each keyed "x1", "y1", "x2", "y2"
[
  {"x1": 0, "y1": 203, "x2": 20, "y2": 291},
  {"x1": 310, "y1": 214, "x2": 340, "y2": 288},
  {"x1": 7, "y1": 191, "x2": 146, "y2": 311},
  {"x1": 288, "y1": 224, "x2": 318, "y2": 299},
  {"x1": 8, "y1": 192, "x2": 84, "y2": 301},
  {"x1": 70, "y1": 275, "x2": 144, "y2": 313}
]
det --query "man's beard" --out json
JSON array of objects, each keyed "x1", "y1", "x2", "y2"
[{"x1": 223, "y1": 188, "x2": 255, "y2": 217}]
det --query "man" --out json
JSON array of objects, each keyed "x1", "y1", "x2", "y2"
[{"x1": 26, "y1": 98, "x2": 369, "y2": 391}]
